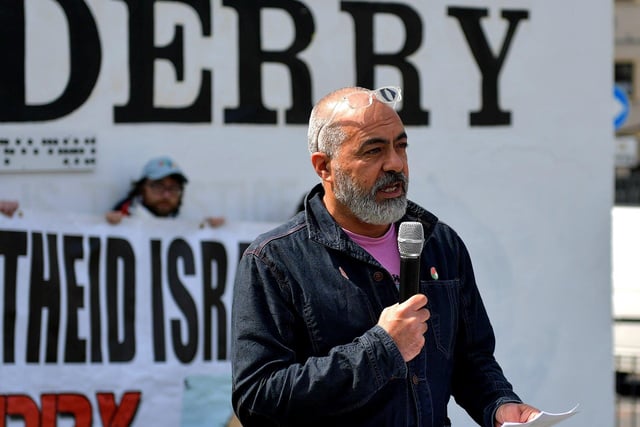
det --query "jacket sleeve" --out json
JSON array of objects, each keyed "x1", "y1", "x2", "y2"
[
  {"x1": 449, "y1": 235, "x2": 522, "y2": 427},
  {"x1": 231, "y1": 250, "x2": 407, "y2": 426}
]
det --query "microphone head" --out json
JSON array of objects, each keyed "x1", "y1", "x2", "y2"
[{"x1": 398, "y1": 221, "x2": 424, "y2": 258}]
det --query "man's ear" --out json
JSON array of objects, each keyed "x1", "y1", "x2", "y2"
[{"x1": 311, "y1": 152, "x2": 333, "y2": 182}]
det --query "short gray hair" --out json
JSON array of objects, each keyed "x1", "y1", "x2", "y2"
[
  {"x1": 307, "y1": 115, "x2": 346, "y2": 158},
  {"x1": 307, "y1": 87, "x2": 366, "y2": 157}
]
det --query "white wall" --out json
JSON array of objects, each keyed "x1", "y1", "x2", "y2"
[{"x1": 0, "y1": 1, "x2": 614, "y2": 425}]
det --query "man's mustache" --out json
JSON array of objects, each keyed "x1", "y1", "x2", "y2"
[{"x1": 372, "y1": 172, "x2": 408, "y2": 195}]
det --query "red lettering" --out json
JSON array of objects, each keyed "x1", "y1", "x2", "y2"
[
  {"x1": 42, "y1": 394, "x2": 91, "y2": 427},
  {"x1": 97, "y1": 392, "x2": 141, "y2": 427},
  {"x1": 1, "y1": 395, "x2": 40, "y2": 427},
  {"x1": 1, "y1": 392, "x2": 140, "y2": 427}
]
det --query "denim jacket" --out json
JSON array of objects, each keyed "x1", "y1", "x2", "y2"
[{"x1": 231, "y1": 184, "x2": 521, "y2": 426}]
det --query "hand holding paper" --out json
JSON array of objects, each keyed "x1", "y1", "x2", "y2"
[{"x1": 502, "y1": 405, "x2": 579, "y2": 427}]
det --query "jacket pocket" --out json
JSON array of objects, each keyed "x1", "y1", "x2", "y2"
[{"x1": 421, "y1": 279, "x2": 460, "y2": 358}]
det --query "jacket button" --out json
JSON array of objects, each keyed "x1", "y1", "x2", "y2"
[
  {"x1": 373, "y1": 271, "x2": 384, "y2": 281},
  {"x1": 412, "y1": 374, "x2": 419, "y2": 385}
]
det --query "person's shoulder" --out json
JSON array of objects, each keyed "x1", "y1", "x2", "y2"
[{"x1": 245, "y1": 213, "x2": 307, "y2": 254}]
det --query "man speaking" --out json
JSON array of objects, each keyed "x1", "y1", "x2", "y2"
[{"x1": 231, "y1": 86, "x2": 539, "y2": 426}]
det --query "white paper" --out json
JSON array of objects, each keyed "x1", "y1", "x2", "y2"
[{"x1": 502, "y1": 404, "x2": 579, "y2": 427}]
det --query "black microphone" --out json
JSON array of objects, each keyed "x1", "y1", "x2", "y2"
[{"x1": 398, "y1": 222, "x2": 425, "y2": 302}]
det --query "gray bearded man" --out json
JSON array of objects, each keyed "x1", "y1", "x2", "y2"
[{"x1": 231, "y1": 86, "x2": 539, "y2": 426}]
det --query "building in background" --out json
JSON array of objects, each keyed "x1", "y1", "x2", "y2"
[
  {"x1": 614, "y1": 4, "x2": 640, "y2": 426},
  {"x1": 615, "y1": 0, "x2": 640, "y2": 203}
]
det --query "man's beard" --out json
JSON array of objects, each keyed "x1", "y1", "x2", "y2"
[
  {"x1": 142, "y1": 198, "x2": 181, "y2": 217},
  {"x1": 333, "y1": 168, "x2": 408, "y2": 225}
]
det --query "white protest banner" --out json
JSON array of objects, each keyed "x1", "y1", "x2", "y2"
[{"x1": 0, "y1": 211, "x2": 276, "y2": 426}]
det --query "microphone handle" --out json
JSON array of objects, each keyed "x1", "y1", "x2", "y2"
[{"x1": 399, "y1": 256, "x2": 420, "y2": 302}]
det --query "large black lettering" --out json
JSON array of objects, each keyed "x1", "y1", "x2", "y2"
[
  {"x1": 201, "y1": 241, "x2": 227, "y2": 360},
  {"x1": 168, "y1": 239, "x2": 198, "y2": 363},
  {"x1": 26, "y1": 233, "x2": 61, "y2": 363},
  {"x1": 341, "y1": 2, "x2": 429, "y2": 125},
  {"x1": 0, "y1": 230, "x2": 28, "y2": 363},
  {"x1": 113, "y1": 0, "x2": 212, "y2": 123},
  {"x1": 0, "y1": 0, "x2": 101, "y2": 122},
  {"x1": 106, "y1": 238, "x2": 136, "y2": 362},
  {"x1": 63, "y1": 235, "x2": 86, "y2": 363},
  {"x1": 447, "y1": 7, "x2": 529, "y2": 126},
  {"x1": 223, "y1": 0, "x2": 314, "y2": 124},
  {"x1": 151, "y1": 240, "x2": 166, "y2": 361},
  {"x1": 88, "y1": 237, "x2": 103, "y2": 363}
]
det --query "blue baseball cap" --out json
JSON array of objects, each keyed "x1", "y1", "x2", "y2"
[{"x1": 140, "y1": 156, "x2": 188, "y2": 183}]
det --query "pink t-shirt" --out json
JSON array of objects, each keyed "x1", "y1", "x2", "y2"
[{"x1": 343, "y1": 226, "x2": 401, "y2": 286}]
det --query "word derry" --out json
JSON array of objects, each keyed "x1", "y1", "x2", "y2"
[{"x1": 0, "y1": 1, "x2": 528, "y2": 126}]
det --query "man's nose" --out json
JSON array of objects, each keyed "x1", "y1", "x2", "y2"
[{"x1": 383, "y1": 148, "x2": 405, "y2": 172}]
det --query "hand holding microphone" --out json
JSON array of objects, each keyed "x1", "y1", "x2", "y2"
[
  {"x1": 378, "y1": 294, "x2": 430, "y2": 361},
  {"x1": 377, "y1": 222, "x2": 430, "y2": 361}
]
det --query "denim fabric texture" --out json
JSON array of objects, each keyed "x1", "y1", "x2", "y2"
[{"x1": 231, "y1": 184, "x2": 521, "y2": 426}]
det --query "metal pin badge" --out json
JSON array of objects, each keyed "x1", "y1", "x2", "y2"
[{"x1": 430, "y1": 266, "x2": 439, "y2": 280}]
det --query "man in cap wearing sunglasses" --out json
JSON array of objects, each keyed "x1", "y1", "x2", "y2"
[
  {"x1": 105, "y1": 156, "x2": 225, "y2": 226},
  {"x1": 231, "y1": 87, "x2": 539, "y2": 426}
]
